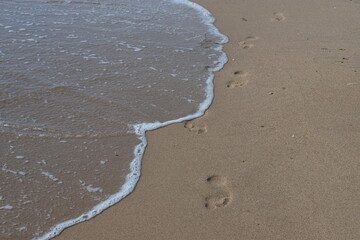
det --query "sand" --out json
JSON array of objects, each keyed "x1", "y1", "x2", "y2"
[{"x1": 56, "y1": 0, "x2": 360, "y2": 239}]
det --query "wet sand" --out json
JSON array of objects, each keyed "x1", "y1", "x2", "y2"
[{"x1": 56, "y1": 0, "x2": 360, "y2": 239}]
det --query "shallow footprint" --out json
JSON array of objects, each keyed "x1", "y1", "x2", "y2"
[
  {"x1": 204, "y1": 175, "x2": 232, "y2": 210},
  {"x1": 238, "y1": 36, "x2": 259, "y2": 49},
  {"x1": 227, "y1": 79, "x2": 248, "y2": 88},
  {"x1": 227, "y1": 70, "x2": 249, "y2": 88},
  {"x1": 271, "y1": 12, "x2": 286, "y2": 21},
  {"x1": 206, "y1": 175, "x2": 227, "y2": 187},
  {"x1": 239, "y1": 41, "x2": 254, "y2": 49},
  {"x1": 184, "y1": 121, "x2": 207, "y2": 134},
  {"x1": 205, "y1": 193, "x2": 232, "y2": 210}
]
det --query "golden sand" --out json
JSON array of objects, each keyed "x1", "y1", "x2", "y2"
[{"x1": 56, "y1": 0, "x2": 360, "y2": 239}]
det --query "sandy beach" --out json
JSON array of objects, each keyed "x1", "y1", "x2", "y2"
[{"x1": 56, "y1": 0, "x2": 360, "y2": 239}]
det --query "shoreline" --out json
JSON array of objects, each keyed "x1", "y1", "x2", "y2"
[
  {"x1": 37, "y1": 1, "x2": 228, "y2": 238},
  {"x1": 56, "y1": 0, "x2": 360, "y2": 239}
]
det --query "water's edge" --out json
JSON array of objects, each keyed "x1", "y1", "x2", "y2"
[{"x1": 36, "y1": 1, "x2": 228, "y2": 239}]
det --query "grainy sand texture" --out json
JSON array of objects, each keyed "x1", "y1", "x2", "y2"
[{"x1": 56, "y1": 0, "x2": 360, "y2": 239}]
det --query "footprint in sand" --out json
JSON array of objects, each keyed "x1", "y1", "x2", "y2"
[
  {"x1": 204, "y1": 175, "x2": 232, "y2": 210},
  {"x1": 238, "y1": 36, "x2": 259, "y2": 49},
  {"x1": 227, "y1": 70, "x2": 249, "y2": 88},
  {"x1": 184, "y1": 120, "x2": 207, "y2": 134},
  {"x1": 271, "y1": 12, "x2": 286, "y2": 22}
]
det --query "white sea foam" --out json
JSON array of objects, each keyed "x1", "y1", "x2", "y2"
[
  {"x1": 2, "y1": 166, "x2": 27, "y2": 176},
  {"x1": 85, "y1": 185, "x2": 103, "y2": 193},
  {"x1": 0, "y1": 205, "x2": 13, "y2": 210},
  {"x1": 36, "y1": 1, "x2": 228, "y2": 239},
  {"x1": 41, "y1": 172, "x2": 59, "y2": 182}
]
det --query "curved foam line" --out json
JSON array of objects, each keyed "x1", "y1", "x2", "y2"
[{"x1": 36, "y1": 1, "x2": 228, "y2": 239}]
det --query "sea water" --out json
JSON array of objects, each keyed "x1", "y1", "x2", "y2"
[{"x1": 0, "y1": 0, "x2": 227, "y2": 239}]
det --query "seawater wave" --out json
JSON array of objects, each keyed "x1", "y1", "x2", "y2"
[{"x1": 0, "y1": 0, "x2": 227, "y2": 239}]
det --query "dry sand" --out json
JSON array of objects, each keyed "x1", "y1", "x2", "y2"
[{"x1": 56, "y1": 0, "x2": 360, "y2": 239}]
